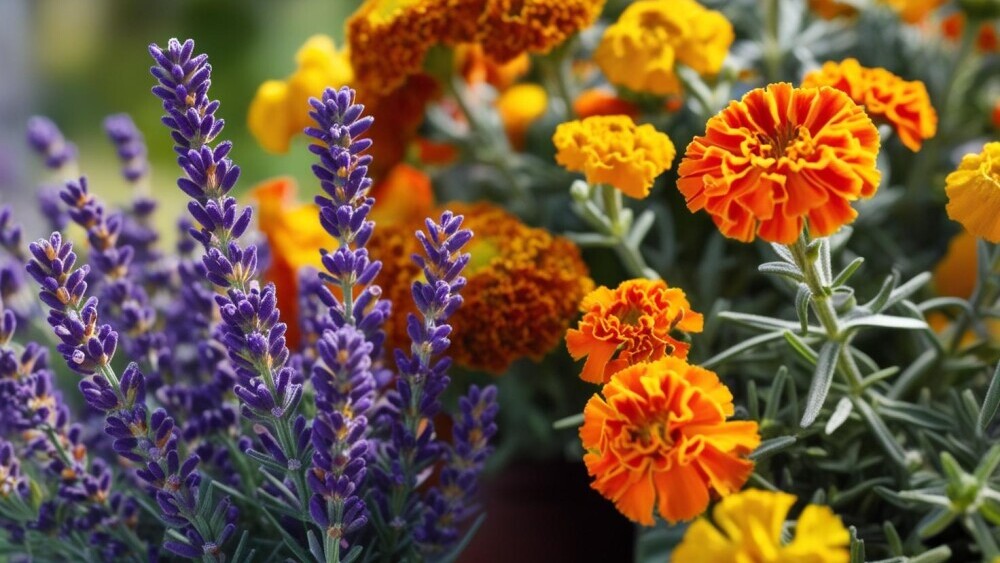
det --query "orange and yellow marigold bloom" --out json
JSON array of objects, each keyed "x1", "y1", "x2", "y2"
[
  {"x1": 554, "y1": 115, "x2": 676, "y2": 199},
  {"x1": 673, "y1": 489, "x2": 850, "y2": 563},
  {"x1": 882, "y1": 0, "x2": 947, "y2": 23},
  {"x1": 945, "y1": 141, "x2": 1000, "y2": 243},
  {"x1": 595, "y1": 0, "x2": 733, "y2": 96},
  {"x1": 566, "y1": 279, "x2": 704, "y2": 384},
  {"x1": 677, "y1": 83, "x2": 881, "y2": 244},
  {"x1": 580, "y1": 358, "x2": 760, "y2": 526},
  {"x1": 802, "y1": 58, "x2": 937, "y2": 152},
  {"x1": 370, "y1": 202, "x2": 593, "y2": 373}
]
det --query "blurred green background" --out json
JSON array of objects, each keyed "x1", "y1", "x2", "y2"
[{"x1": 2, "y1": 0, "x2": 365, "y2": 242}]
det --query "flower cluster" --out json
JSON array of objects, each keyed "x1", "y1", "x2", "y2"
[
  {"x1": 802, "y1": 58, "x2": 937, "y2": 151},
  {"x1": 554, "y1": 115, "x2": 677, "y2": 199},
  {"x1": 595, "y1": 0, "x2": 733, "y2": 95},
  {"x1": 677, "y1": 83, "x2": 882, "y2": 243}
]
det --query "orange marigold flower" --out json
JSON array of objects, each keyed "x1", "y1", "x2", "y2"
[
  {"x1": 369, "y1": 202, "x2": 594, "y2": 373},
  {"x1": 808, "y1": 0, "x2": 858, "y2": 19},
  {"x1": 566, "y1": 279, "x2": 704, "y2": 384},
  {"x1": 882, "y1": 0, "x2": 947, "y2": 23},
  {"x1": 673, "y1": 489, "x2": 850, "y2": 563},
  {"x1": 945, "y1": 141, "x2": 1000, "y2": 243},
  {"x1": 456, "y1": 43, "x2": 531, "y2": 91},
  {"x1": 573, "y1": 89, "x2": 640, "y2": 119},
  {"x1": 580, "y1": 358, "x2": 760, "y2": 525},
  {"x1": 477, "y1": 0, "x2": 607, "y2": 63},
  {"x1": 553, "y1": 115, "x2": 676, "y2": 199},
  {"x1": 802, "y1": 58, "x2": 937, "y2": 152},
  {"x1": 993, "y1": 99, "x2": 1000, "y2": 129},
  {"x1": 942, "y1": 13, "x2": 1000, "y2": 52},
  {"x1": 677, "y1": 83, "x2": 881, "y2": 244},
  {"x1": 594, "y1": 0, "x2": 733, "y2": 96}
]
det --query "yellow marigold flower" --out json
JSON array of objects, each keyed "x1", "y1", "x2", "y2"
[
  {"x1": 369, "y1": 202, "x2": 593, "y2": 373},
  {"x1": 497, "y1": 84, "x2": 548, "y2": 150},
  {"x1": 580, "y1": 358, "x2": 760, "y2": 525},
  {"x1": 477, "y1": 0, "x2": 607, "y2": 63},
  {"x1": 248, "y1": 35, "x2": 353, "y2": 154},
  {"x1": 946, "y1": 141, "x2": 1000, "y2": 243},
  {"x1": 553, "y1": 115, "x2": 676, "y2": 199},
  {"x1": 673, "y1": 489, "x2": 850, "y2": 563},
  {"x1": 677, "y1": 83, "x2": 881, "y2": 244},
  {"x1": 566, "y1": 279, "x2": 704, "y2": 384},
  {"x1": 594, "y1": 0, "x2": 733, "y2": 96},
  {"x1": 802, "y1": 58, "x2": 937, "y2": 152}
]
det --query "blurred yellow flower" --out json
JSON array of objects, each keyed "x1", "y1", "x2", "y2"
[
  {"x1": 497, "y1": 84, "x2": 548, "y2": 150},
  {"x1": 945, "y1": 141, "x2": 1000, "y2": 243},
  {"x1": 802, "y1": 58, "x2": 937, "y2": 152},
  {"x1": 673, "y1": 489, "x2": 850, "y2": 563},
  {"x1": 594, "y1": 0, "x2": 733, "y2": 96},
  {"x1": 248, "y1": 35, "x2": 352, "y2": 154},
  {"x1": 553, "y1": 115, "x2": 676, "y2": 199}
]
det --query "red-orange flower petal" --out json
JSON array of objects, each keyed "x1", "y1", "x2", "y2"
[
  {"x1": 677, "y1": 83, "x2": 881, "y2": 244},
  {"x1": 580, "y1": 358, "x2": 760, "y2": 525},
  {"x1": 801, "y1": 58, "x2": 937, "y2": 152},
  {"x1": 566, "y1": 279, "x2": 704, "y2": 384}
]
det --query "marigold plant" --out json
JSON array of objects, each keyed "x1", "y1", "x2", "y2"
[
  {"x1": 945, "y1": 141, "x2": 1000, "y2": 243},
  {"x1": 677, "y1": 83, "x2": 882, "y2": 244},
  {"x1": 566, "y1": 279, "x2": 704, "y2": 384},
  {"x1": 673, "y1": 489, "x2": 850, "y2": 563},
  {"x1": 554, "y1": 115, "x2": 676, "y2": 199},
  {"x1": 594, "y1": 0, "x2": 733, "y2": 96},
  {"x1": 580, "y1": 357, "x2": 760, "y2": 525},
  {"x1": 802, "y1": 58, "x2": 937, "y2": 151}
]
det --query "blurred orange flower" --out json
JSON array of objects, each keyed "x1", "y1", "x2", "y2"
[
  {"x1": 566, "y1": 279, "x2": 704, "y2": 384},
  {"x1": 930, "y1": 229, "x2": 1000, "y2": 345},
  {"x1": 883, "y1": 0, "x2": 947, "y2": 23},
  {"x1": 808, "y1": 0, "x2": 858, "y2": 19},
  {"x1": 945, "y1": 141, "x2": 1000, "y2": 243},
  {"x1": 993, "y1": 99, "x2": 1000, "y2": 129},
  {"x1": 677, "y1": 83, "x2": 881, "y2": 244},
  {"x1": 249, "y1": 167, "x2": 435, "y2": 348},
  {"x1": 369, "y1": 202, "x2": 593, "y2": 373},
  {"x1": 942, "y1": 13, "x2": 999, "y2": 52},
  {"x1": 456, "y1": 44, "x2": 531, "y2": 91},
  {"x1": 802, "y1": 58, "x2": 937, "y2": 151},
  {"x1": 573, "y1": 89, "x2": 640, "y2": 119},
  {"x1": 580, "y1": 357, "x2": 760, "y2": 525},
  {"x1": 554, "y1": 115, "x2": 676, "y2": 199}
]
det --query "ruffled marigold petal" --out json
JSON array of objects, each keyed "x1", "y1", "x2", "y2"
[
  {"x1": 945, "y1": 142, "x2": 1000, "y2": 243},
  {"x1": 678, "y1": 83, "x2": 881, "y2": 243}
]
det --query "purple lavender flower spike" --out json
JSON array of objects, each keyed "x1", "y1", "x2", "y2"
[
  {"x1": 0, "y1": 440, "x2": 29, "y2": 499},
  {"x1": 150, "y1": 37, "x2": 309, "y2": 517},
  {"x1": 104, "y1": 114, "x2": 150, "y2": 185},
  {"x1": 416, "y1": 384, "x2": 498, "y2": 551},
  {"x1": 26, "y1": 116, "x2": 77, "y2": 171},
  {"x1": 373, "y1": 211, "x2": 473, "y2": 556},
  {"x1": 0, "y1": 206, "x2": 25, "y2": 262},
  {"x1": 26, "y1": 232, "x2": 236, "y2": 560}
]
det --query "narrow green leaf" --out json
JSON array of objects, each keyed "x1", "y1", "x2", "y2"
[
  {"x1": 552, "y1": 413, "x2": 584, "y2": 430},
  {"x1": 908, "y1": 546, "x2": 952, "y2": 563},
  {"x1": 795, "y1": 284, "x2": 811, "y2": 335},
  {"x1": 747, "y1": 380, "x2": 760, "y2": 421},
  {"x1": 883, "y1": 272, "x2": 932, "y2": 311},
  {"x1": 841, "y1": 314, "x2": 928, "y2": 331},
  {"x1": 818, "y1": 238, "x2": 833, "y2": 286},
  {"x1": 849, "y1": 526, "x2": 865, "y2": 563},
  {"x1": 764, "y1": 367, "x2": 790, "y2": 422},
  {"x1": 718, "y1": 311, "x2": 822, "y2": 334},
  {"x1": 833, "y1": 257, "x2": 865, "y2": 287},
  {"x1": 759, "y1": 261, "x2": 804, "y2": 282},
  {"x1": 825, "y1": 397, "x2": 854, "y2": 435},
  {"x1": 701, "y1": 331, "x2": 787, "y2": 369},
  {"x1": 861, "y1": 366, "x2": 900, "y2": 389},
  {"x1": 974, "y1": 445, "x2": 1000, "y2": 482},
  {"x1": 888, "y1": 349, "x2": 938, "y2": 400},
  {"x1": 771, "y1": 243, "x2": 796, "y2": 263},
  {"x1": 917, "y1": 507, "x2": 958, "y2": 539},
  {"x1": 883, "y1": 521, "x2": 903, "y2": 556},
  {"x1": 866, "y1": 274, "x2": 898, "y2": 313},
  {"x1": 801, "y1": 342, "x2": 841, "y2": 428},
  {"x1": 979, "y1": 362, "x2": 1000, "y2": 432},
  {"x1": 306, "y1": 530, "x2": 323, "y2": 563},
  {"x1": 967, "y1": 513, "x2": 1000, "y2": 559},
  {"x1": 230, "y1": 531, "x2": 253, "y2": 563},
  {"x1": 783, "y1": 330, "x2": 819, "y2": 365},
  {"x1": 854, "y1": 398, "x2": 907, "y2": 468},
  {"x1": 750, "y1": 436, "x2": 797, "y2": 461}
]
